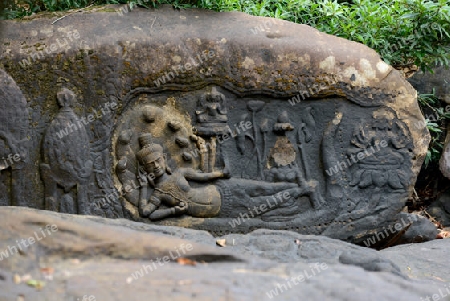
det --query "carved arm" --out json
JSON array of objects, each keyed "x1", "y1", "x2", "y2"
[{"x1": 182, "y1": 168, "x2": 229, "y2": 182}]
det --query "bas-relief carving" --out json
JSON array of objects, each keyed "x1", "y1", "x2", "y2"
[
  {"x1": 322, "y1": 106, "x2": 414, "y2": 231},
  {"x1": 0, "y1": 67, "x2": 415, "y2": 234},
  {"x1": 36, "y1": 61, "x2": 125, "y2": 218},
  {"x1": 347, "y1": 108, "x2": 412, "y2": 190},
  {"x1": 0, "y1": 70, "x2": 30, "y2": 207},
  {"x1": 0, "y1": 67, "x2": 414, "y2": 232},
  {"x1": 0, "y1": 64, "x2": 417, "y2": 240},
  {"x1": 40, "y1": 88, "x2": 93, "y2": 214},
  {"x1": 39, "y1": 87, "x2": 123, "y2": 218},
  {"x1": 113, "y1": 86, "x2": 331, "y2": 223},
  {"x1": 110, "y1": 85, "x2": 416, "y2": 230}
]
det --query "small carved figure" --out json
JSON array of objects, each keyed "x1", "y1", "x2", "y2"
[
  {"x1": 348, "y1": 108, "x2": 413, "y2": 189},
  {"x1": 196, "y1": 86, "x2": 228, "y2": 124},
  {"x1": 195, "y1": 87, "x2": 230, "y2": 172},
  {"x1": 265, "y1": 147, "x2": 324, "y2": 209}
]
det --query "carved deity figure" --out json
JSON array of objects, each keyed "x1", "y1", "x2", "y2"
[
  {"x1": 348, "y1": 108, "x2": 412, "y2": 189},
  {"x1": 195, "y1": 87, "x2": 230, "y2": 172},
  {"x1": 135, "y1": 133, "x2": 317, "y2": 220},
  {"x1": 136, "y1": 133, "x2": 229, "y2": 220}
]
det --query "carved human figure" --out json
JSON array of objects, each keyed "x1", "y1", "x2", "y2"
[
  {"x1": 40, "y1": 88, "x2": 93, "y2": 214},
  {"x1": 135, "y1": 133, "x2": 316, "y2": 220},
  {"x1": 265, "y1": 152, "x2": 324, "y2": 209},
  {"x1": 347, "y1": 108, "x2": 412, "y2": 189},
  {"x1": 136, "y1": 136, "x2": 229, "y2": 220},
  {"x1": 0, "y1": 69, "x2": 30, "y2": 206},
  {"x1": 195, "y1": 87, "x2": 229, "y2": 172}
]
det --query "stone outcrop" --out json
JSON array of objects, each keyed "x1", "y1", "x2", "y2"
[
  {"x1": 0, "y1": 5, "x2": 430, "y2": 244},
  {"x1": 0, "y1": 207, "x2": 448, "y2": 301},
  {"x1": 409, "y1": 65, "x2": 450, "y2": 104},
  {"x1": 408, "y1": 65, "x2": 450, "y2": 179}
]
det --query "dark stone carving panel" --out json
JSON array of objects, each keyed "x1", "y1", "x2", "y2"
[
  {"x1": 111, "y1": 86, "x2": 414, "y2": 237},
  {"x1": 0, "y1": 69, "x2": 31, "y2": 207}
]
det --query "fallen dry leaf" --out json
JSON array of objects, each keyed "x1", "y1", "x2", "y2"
[
  {"x1": 40, "y1": 267, "x2": 54, "y2": 275},
  {"x1": 176, "y1": 258, "x2": 197, "y2": 266},
  {"x1": 178, "y1": 280, "x2": 193, "y2": 285},
  {"x1": 40, "y1": 268, "x2": 54, "y2": 281},
  {"x1": 437, "y1": 230, "x2": 450, "y2": 239},
  {"x1": 13, "y1": 274, "x2": 21, "y2": 284},
  {"x1": 21, "y1": 274, "x2": 31, "y2": 282},
  {"x1": 216, "y1": 239, "x2": 226, "y2": 247}
]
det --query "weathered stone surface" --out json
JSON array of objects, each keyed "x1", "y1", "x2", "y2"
[
  {"x1": 395, "y1": 212, "x2": 438, "y2": 244},
  {"x1": 381, "y1": 238, "x2": 450, "y2": 282},
  {"x1": 0, "y1": 68, "x2": 31, "y2": 207},
  {"x1": 440, "y1": 124, "x2": 450, "y2": 179},
  {"x1": 428, "y1": 189, "x2": 450, "y2": 227},
  {"x1": 210, "y1": 229, "x2": 406, "y2": 277},
  {"x1": 0, "y1": 207, "x2": 448, "y2": 301},
  {"x1": 0, "y1": 5, "x2": 430, "y2": 244},
  {"x1": 408, "y1": 64, "x2": 450, "y2": 180},
  {"x1": 408, "y1": 65, "x2": 450, "y2": 104}
]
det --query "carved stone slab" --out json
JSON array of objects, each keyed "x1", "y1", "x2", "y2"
[{"x1": 0, "y1": 5, "x2": 430, "y2": 244}]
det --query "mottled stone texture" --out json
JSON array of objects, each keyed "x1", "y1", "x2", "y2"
[
  {"x1": 0, "y1": 207, "x2": 448, "y2": 301},
  {"x1": 409, "y1": 65, "x2": 450, "y2": 104},
  {"x1": 0, "y1": 5, "x2": 429, "y2": 245},
  {"x1": 408, "y1": 65, "x2": 450, "y2": 179}
]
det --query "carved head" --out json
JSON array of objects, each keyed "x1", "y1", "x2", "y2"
[
  {"x1": 57, "y1": 88, "x2": 76, "y2": 109},
  {"x1": 138, "y1": 133, "x2": 153, "y2": 148},
  {"x1": 207, "y1": 89, "x2": 225, "y2": 103},
  {"x1": 116, "y1": 157, "x2": 128, "y2": 173},
  {"x1": 198, "y1": 87, "x2": 227, "y2": 115},
  {"x1": 371, "y1": 108, "x2": 395, "y2": 131},
  {"x1": 136, "y1": 142, "x2": 167, "y2": 178}
]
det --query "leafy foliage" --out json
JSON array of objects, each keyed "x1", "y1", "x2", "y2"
[
  {"x1": 418, "y1": 91, "x2": 450, "y2": 167},
  {"x1": 191, "y1": 0, "x2": 450, "y2": 72}
]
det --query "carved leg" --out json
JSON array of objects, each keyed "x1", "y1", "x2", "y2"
[
  {"x1": 45, "y1": 178, "x2": 59, "y2": 211},
  {"x1": 0, "y1": 170, "x2": 8, "y2": 206},
  {"x1": 60, "y1": 193, "x2": 75, "y2": 213},
  {"x1": 11, "y1": 168, "x2": 28, "y2": 207},
  {"x1": 225, "y1": 178, "x2": 298, "y2": 197},
  {"x1": 77, "y1": 183, "x2": 90, "y2": 215},
  {"x1": 218, "y1": 141, "x2": 230, "y2": 175},
  {"x1": 209, "y1": 137, "x2": 216, "y2": 172},
  {"x1": 304, "y1": 180, "x2": 325, "y2": 209},
  {"x1": 40, "y1": 164, "x2": 58, "y2": 211}
]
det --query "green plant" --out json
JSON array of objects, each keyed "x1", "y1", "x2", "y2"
[
  {"x1": 418, "y1": 91, "x2": 450, "y2": 167},
  {"x1": 191, "y1": 0, "x2": 450, "y2": 72},
  {"x1": 0, "y1": 0, "x2": 125, "y2": 18}
]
